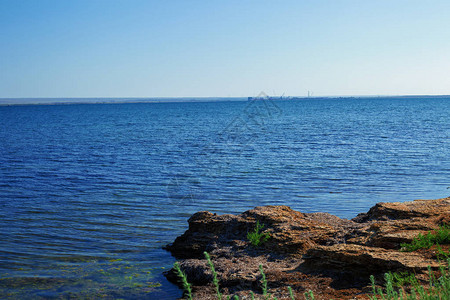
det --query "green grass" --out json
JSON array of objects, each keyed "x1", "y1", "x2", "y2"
[
  {"x1": 258, "y1": 264, "x2": 268, "y2": 299},
  {"x1": 437, "y1": 245, "x2": 450, "y2": 260},
  {"x1": 369, "y1": 260, "x2": 450, "y2": 300},
  {"x1": 173, "y1": 262, "x2": 193, "y2": 300},
  {"x1": 247, "y1": 221, "x2": 271, "y2": 247},
  {"x1": 174, "y1": 254, "x2": 298, "y2": 299},
  {"x1": 287, "y1": 286, "x2": 295, "y2": 300},
  {"x1": 388, "y1": 271, "x2": 417, "y2": 288},
  {"x1": 401, "y1": 225, "x2": 450, "y2": 252},
  {"x1": 204, "y1": 252, "x2": 222, "y2": 300},
  {"x1": 173, "y1": 253, "x2": 450, "y2": 299},
  {"x1": 304, "y1": 290, "x2": 315, "y2": 300}
]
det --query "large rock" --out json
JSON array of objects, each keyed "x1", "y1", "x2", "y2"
[
  {"x1": 165, "y1": 205, "x2": 362, "y2": 258},
  {"x1": 350, "y1": 198, "x2": 450, "y2": 249},
  {"x1": 353, "y1": 198, "x2": 450, "y2": 222},
  {"x1": 165, "y1": 197, "x2": 450, "y2": 299},
  {"x1": 305, "y1": 244, "x2": 442, "y2": 275}
]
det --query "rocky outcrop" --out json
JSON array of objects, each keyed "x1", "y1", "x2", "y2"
[
  {"x1": 165, "y1": 206, "x2": 363, "y2": 258},
  {"x1": 164, "y1": 197, "x2": 450, "y2": 299}
]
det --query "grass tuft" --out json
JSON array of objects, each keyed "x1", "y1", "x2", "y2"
[
  {"x1": 247, "y1": 221, "x2": 271, "y2": 247},
  {"x1": 304, "y1": 290, "x2": 315, "y2": 300},
  {"x1": 369, "y1": 259, "x2": 450, "y2": 300},
  {"x1": 436, "y1": 245, "x2": 450, "y2": 260},
  {"x1": 388, "y1": 271, "x2": 417, "y2": 288},
  {"x1": 401, "y1": 224, "x2": 450, "y2": 252}
]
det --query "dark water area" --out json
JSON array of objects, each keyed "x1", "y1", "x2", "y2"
[{"x1": 0, "y1": 97, "x2": 449, "y2": 298}]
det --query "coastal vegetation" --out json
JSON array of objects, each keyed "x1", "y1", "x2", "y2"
[
  {"x1": 173, "y1": 262, "x2": 193, "y2": 300},
  {"x1": 247, "y1": 221, "x2": 271, "y2": 247},
  {"x1": 369, "y1": 261, "x2": 450, "y2": 300},
  {"x1": 387, "y1": 271, "x2": 417, "y2": 288},
  {"x1": 173, "y1": 254, "x2": 298, "y2": 300},
  {"x1": 204, "y1": 252, "x2": 222, "y2": 300},
  {"x1": 174, "y1": 256, "x2": 450, "y2": 299},
  {"x1": 400, "y1": 224, "x2": 450, "y2": 252}
]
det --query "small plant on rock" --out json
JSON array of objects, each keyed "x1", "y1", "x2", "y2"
[
  {"x1": 173, "y1": 262, "x2": 193, "y2": 300},
  {"x1": 259, "y1": 264, "x2": 268, "y2": 299},
  {"x1": 204, "y1": 252, "x2": 222, "y2": 300},
  {"x1": 247, "y1": 221, "x2": 271, "y2": 247}
]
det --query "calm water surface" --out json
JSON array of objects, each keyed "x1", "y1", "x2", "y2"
[{"x1": 0, "y1": 97, "x2": 449, "y2": 298}]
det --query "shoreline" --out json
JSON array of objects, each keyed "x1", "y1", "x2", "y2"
[{"x1": 164, "y1": 197, "x2": 450, "y2": 299}]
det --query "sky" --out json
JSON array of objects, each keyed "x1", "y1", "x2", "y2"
[{"x1": 1, "y1": 0, "x2": 450, "y2": 98}]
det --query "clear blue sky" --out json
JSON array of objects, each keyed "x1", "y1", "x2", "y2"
[{"x1": 1, "y1": 0, "x2": 450, "y2": 98}]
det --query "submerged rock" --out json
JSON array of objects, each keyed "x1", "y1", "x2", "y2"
[{"x1": 164, "y1": 197, "x2": 450, "y2": 299}]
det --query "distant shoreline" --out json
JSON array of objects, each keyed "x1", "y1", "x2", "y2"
[
  {"x1": 0, "y1": 97, "x2": 246, "y2": 106},
  {"x1": 1, "y1": 95, "x2": 449, "y2": 107}
]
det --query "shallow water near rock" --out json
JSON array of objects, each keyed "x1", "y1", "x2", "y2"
[{"x1": 0, "y1": 97, "x2": 449, "y2": 298}]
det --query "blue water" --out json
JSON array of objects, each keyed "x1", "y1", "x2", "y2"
[{"x1": 0, "y1": 97, "x2": 449, "y2": 298}]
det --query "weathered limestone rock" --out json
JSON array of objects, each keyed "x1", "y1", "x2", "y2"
[
  {"x1": 305, "y1": 244, "x2": 441, "y2": 274},
  {"x1": 165, "y1": 205, "x2": 363, "y2": 258},
  {"x1": 164, "y1": 197, "x2": 450, "y2": 299},
  {"x1": 353, "y1": 198, "x2": 450, "y2": 222}
]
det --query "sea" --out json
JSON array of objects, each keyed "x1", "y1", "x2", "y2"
[{"x1": 0, "y1": 96, "x2": 449, "y2": 298}]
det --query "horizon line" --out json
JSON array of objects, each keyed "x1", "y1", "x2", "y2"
[
  {"x1": 1, "y1": 94, "x2": 449, "y2": 107},
  {"x1": 2, "y1": 94, "x2": 450, "y2": 99}
]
